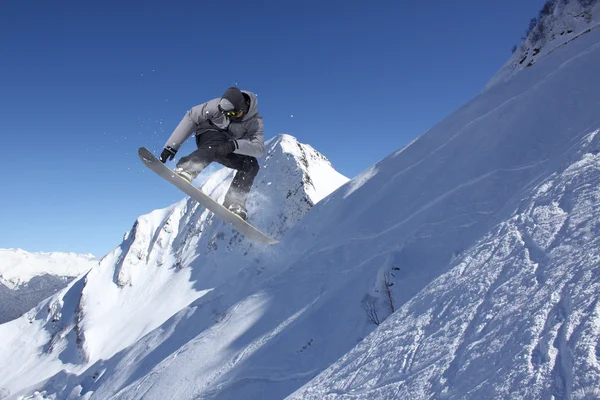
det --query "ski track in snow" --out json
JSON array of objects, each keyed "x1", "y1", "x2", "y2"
[{"x1": 292, "y1": 140, "x2": 600, "y2": 399}]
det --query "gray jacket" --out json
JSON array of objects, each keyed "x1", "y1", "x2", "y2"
[{"x1": 164, "y1": 90, "x2": 264, "y2": 158}]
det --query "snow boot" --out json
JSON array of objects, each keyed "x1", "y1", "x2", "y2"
[
  {"x1": 174, "y1": 167, "x2": 195, "y2": 183},
  {"x1": 227, "y1": 203, "x2": 248, "y2": 221}
]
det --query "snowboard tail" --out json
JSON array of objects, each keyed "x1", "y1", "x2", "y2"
[{"x1": 138, "y1": 147, "x2": 278, "y2": 245}]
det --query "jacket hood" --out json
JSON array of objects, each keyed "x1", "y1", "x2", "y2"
[{"x1": 241, "y1": 90, "x2": 259, "y2": 121}]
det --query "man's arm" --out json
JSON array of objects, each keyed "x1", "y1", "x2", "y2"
[
  {"x1": 163, "y1": 100, "x2": 218, "y2": 151},
  {"x1": 233, "y1": 117, "x2": 265, "y2": 158}
]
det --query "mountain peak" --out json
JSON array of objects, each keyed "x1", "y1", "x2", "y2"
[
  {"x1": 0, "y1": 135, "x2": 348, "y2": 380},
  {"x1": 264, "y1": 134, "x2": 348, "y2": 205},
  {"x1": 486, "y1": 0, "x2": 599, "y2": 89}
]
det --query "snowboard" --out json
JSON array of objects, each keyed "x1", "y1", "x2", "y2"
[{"x1": 138, "y1": 147, "x2": 279, "y2": 245}]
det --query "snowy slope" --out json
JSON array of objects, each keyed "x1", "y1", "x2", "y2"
[
  {"x1": 4, "y1": 14, "x2": 600, "y2": 400},
  {"x1": 0, "y1": 249, "x2": 96, "y2": 324},
  {"x1": 0, "y1": 134, "x2": 347, "y2": 398},
  {"x1": 291, "y1": 21, "x2": 600, "y2": 399},
  {"x1": 291, "y1": 134, "x2": 600, "y2": 399},
  {"x1": 44, "y1": 25, "x2": 600, "y2": 400}
]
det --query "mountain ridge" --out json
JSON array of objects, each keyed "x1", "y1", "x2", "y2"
[
  {"x1": 0, "y1": 249, "x2": 96, "y2": 325},
  {"x1": 0, "y1": 134, "x2": 349, "y2": 398},
  {"x1": 486, "y1": 0, "x2": 599, "y2": 89}
]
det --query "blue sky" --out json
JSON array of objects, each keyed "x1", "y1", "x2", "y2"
[{"x1": 0, "y1": 0, "x2": 546, "y2": 257}]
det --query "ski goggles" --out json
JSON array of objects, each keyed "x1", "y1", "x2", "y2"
[{"x1": 219, "y1": 105, "x2": 243, "y2": 119}]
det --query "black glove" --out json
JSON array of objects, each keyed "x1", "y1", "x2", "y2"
[
  {"x1": 159, "y1": 147, "x2": 177, "y2": 163},
  {"x1": 214, "y1": 141, "x2": 236, "y2": 157}
]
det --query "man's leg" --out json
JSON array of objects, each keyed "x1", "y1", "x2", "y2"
[
  {"x1": 216, "y1": 154, "x2": 260, "y2": 209},
  {"x1": 175, "y1": 130, "x2": 229, "y2": 180}
]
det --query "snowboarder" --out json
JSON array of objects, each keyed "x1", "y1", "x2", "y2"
[{"x1": 159, "y1": 87, "x2": 264, "y2": 220}]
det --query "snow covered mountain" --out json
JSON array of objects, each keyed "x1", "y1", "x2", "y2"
[
  {"x1": 0, "y1": 134, "x2": 348, "y2": 399},
  {"x1": 292, "y1": 139, "x2": 600, "y2": 399},
  {"x1": 3, "y1": 6, "x2": 600, "y2": 398},
  {"x1": 0, "y1": 249, "x2": 96, "y2": 324},
  {"x1": 487, "y1": 0, "x2": 599, "y2": 89}
]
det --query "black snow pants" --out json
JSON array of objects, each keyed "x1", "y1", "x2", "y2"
[{"x1": 176, "y1": 130, "x2": 259, "y2": 208}]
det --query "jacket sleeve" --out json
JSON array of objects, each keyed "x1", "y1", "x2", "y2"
[
  {"x1": 234, "y1": 117, "x2": 265, "y2": 158},
  {"x1": 163, "y1": 101, "x2": 215, "y2": 151}
]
